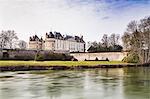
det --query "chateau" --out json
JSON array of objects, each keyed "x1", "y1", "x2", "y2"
[{"x1": 29, "y1": 32, "x2": 86, "y2": 52}]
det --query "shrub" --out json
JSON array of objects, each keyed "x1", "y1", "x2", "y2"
[
  {"x1": 106, "y1": 58, "x2": 109, "y2": 61},
  {"x1": 71, "y1": 58, "x2": 78, "y2": 61},
  {"x1": 95, "y1": 57, "x2": 99, "y2": 61},
  {"x1": 122, "y1": 53, "x2": 139, "y2": 63},
  {"x1": 36, "y1": 54, "x2": 44, "y2": 61},
  {"x1": 1, "y1": 50, "x2": 74, "y2": 61},
  {"x1": 14, "y1": 54, "x2": 34, "y2": 60},
  {"x1": 44, "y1": 52, "x2": 73, "y2": 61}
]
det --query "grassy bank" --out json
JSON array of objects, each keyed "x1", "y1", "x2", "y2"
[{"x1": 0, "y1": 61, "x2": 129, "y2": 67}]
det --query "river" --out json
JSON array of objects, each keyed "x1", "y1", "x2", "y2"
[{"x1": 0, "y1": 67, "x2": 150, "y2": 99}]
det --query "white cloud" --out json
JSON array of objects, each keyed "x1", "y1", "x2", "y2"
[{"x1": 0, "y1": 0, "x2": 150, "y2": 43}]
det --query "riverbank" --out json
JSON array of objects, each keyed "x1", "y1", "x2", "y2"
[
  {"x1": 0, "y1": 61, "x2": 149, "y2": 71},
  {"x1": 0, "y1": 61, "x2": 128, "y2": 66}
]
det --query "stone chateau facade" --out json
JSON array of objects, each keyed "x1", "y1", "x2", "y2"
[{"x1": 29, "y1": 32, "x2": 86, "y2": 52}]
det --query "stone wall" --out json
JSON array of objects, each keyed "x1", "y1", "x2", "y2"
[
  {"x1": 70, "y1": 52, "x2": 128, "y2": 61},
  {"x1": 0, "y1": 50, "x2": 128, "y2": 61}
]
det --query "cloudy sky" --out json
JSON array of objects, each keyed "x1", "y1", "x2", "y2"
[{"x1": 0, "y1": 0, "x2": 150, "y2": 42}]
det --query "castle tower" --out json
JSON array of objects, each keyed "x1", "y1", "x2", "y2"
[
  {"x1": 29, "y1": 35, "x2": 43, "y2": 50},
  {"x1": 44, "y1": 32, "x2": 55, "y2": 50}
]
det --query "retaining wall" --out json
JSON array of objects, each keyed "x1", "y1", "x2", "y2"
[{"x1": 70, "y1": 52, "x2": 128, "y2": 61}]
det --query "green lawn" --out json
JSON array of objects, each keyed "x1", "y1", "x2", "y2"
[{"x1": 0, "y1": 61, "x2": 129, "y2": 67}]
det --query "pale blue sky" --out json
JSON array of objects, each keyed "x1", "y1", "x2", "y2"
[{"x1": 0, "y1": 0, "x2": 150, "y2": 42}]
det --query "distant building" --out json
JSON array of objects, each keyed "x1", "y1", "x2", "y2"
[{"x1": 29, "y1": 32, "x2": 86, "y2": 52}]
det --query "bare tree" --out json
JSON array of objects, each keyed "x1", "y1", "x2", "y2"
[
  {"x1": 0, "y1": 30, "x2": 18, "y2": 49},
  {"x1": 109, "y1": 33, "x2": 120, "y2": 47},
  {"x1": 101, "y1": 34, "x2": 109, "y2": 48},
  {"x1": 139, "y1": 17, "x2": 150, "y2": 63},
  {"x1": 122, "y1": 32, "x2": 131, "y2": 50},
  {"x1": 91, "y1": 41, "x2": 99, "y2": 47},
  {"x1": 122, "y1": 16, "x2": 150, "y2": 63}
]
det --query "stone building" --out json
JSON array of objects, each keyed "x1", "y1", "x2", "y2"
[
  {"x1": 29, "y1": 32, "x2": 86, "y2": 52},
  {"x1": 29, "y1": 35, "x2": 44, "y2": 50}
]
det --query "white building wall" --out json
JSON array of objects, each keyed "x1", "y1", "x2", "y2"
[
  {"x1": 55, "y1": 39, "x2": 58, "y2": 50},
  {"x1": 29, "y1": 37, "x2": 85, "y2": 52},
  {"x1": 44, "y1": 38, "x2": 55, "y2": 50},
  {"x1": 65, "y1": 40, "x2": 69, "y2": 51},
  {"x1": 29, "y1": 41, "x2": 40, "y2": 50},
  {"x1": 70, "y1": 52, "x2": 128, "y2": 61}
]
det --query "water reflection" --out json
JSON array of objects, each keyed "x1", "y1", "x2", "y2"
[
  {"x1": 0, "y1": 68, "x2": 150, "y2": 99},
  {"x1": 123, "y1": 67, "x2": 150, "y2": 99}
]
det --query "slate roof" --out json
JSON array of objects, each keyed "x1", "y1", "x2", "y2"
[
  {"x1": 46, "y1": 32, "x2": 54, "y2": 38},
  {"x1": 46, "y1": 32, "x2": 85, "y2": 43},
  {"x1": 30, "y1": 32, "x2": 85, "y2": 43},
  {"x1": 29, "y1": 35, "x2": 43, "y2": 42}
]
